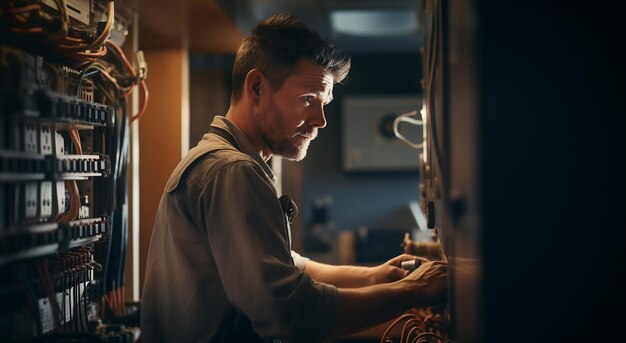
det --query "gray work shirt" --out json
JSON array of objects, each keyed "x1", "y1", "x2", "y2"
[{"x1": 141, "y1": 116, "x2": 338, "y2": 342}]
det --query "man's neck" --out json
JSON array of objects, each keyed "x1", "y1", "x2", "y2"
[{"x1": 225, "y1": 105, "x2": 273, "y2": 162}]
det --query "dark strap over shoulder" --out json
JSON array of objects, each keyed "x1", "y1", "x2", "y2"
[
  {"x1": 164, "y1": 128, "x2": 238, "y2": 193},
  {"x1": 209, "y1": 126, "x2": 239, "y2": 149}
]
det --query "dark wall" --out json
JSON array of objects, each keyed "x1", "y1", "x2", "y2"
[
  {"x1": 189, "y1": 55, "x2": 234, "y2": 147},
  {"x1": 300, "y1": 53, "x2": 424, "y2": 232},
  {"x1": 461, "y1": 2, "x2": 626, "y2": 342}
]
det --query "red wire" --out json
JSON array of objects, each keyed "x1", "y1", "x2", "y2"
[
  {"x1": 105, "y1": 41, "x2": 149, "y2": 121},
  {"x1": 120, "y1": 287, "x2": 125, "y2": 315},
  {"x1": 130, "y1": 79, "x2": 149, "y2": 122},
  {"x1": 105, "y1": 41, "x2": 136, "y2": 78},
  {"x1": 401, "y1": 318, "x2": 421, "y2": 343},
  {"x1": 380, "y1": 313, "x2": 419, "y2": 343}
]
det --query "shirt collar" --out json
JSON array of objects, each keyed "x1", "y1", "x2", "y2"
[{"x1": 209, "y1": 116, "x2": 277, "y2": 185}]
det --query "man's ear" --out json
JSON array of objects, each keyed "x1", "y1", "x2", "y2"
[{"x1": 245, "y1": 69, "x2": 263, "y2": 105}]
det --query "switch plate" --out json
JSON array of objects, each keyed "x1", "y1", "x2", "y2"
[
  {"x1": 40, "y1": 124, "x2": 53, "y2": 155},
  {"x1": 55, "y1": 181, "x2": 66, "y2": 216},
  {"x1": 24, "y1": 124, "x2": 38, "y2": 153},
  {"x1": 24, "y1": 182, "x2": 38, "y2": 219},
  {"x1": 40, "y1": 181, "x2": 52, "y2": 218},
  {"x1": 55, "y1": 132, "x2": 65, "y2": 155}
]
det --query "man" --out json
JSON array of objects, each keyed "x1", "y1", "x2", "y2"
[{"x1": 141, "y1": 14, "x2": 447, "y2": 342}]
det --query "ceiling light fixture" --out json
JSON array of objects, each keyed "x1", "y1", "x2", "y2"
[{"x1": 330, "y1": 9, "x2": 418, "y2": 37}]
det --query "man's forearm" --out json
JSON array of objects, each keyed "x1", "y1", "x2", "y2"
[
  {"x1": 304, "y1": 260, "x2": 374, "y2": 288},
  {"x1": 329, "y1": 281, "x2": 416, "y2": 338},
  {"x1": 327, "y1": 259, "x2": 448, "y2": 339}
]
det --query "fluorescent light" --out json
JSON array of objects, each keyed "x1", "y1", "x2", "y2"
[{"x1": 330, "y1": 9, "x2": 418, "y2": 37}]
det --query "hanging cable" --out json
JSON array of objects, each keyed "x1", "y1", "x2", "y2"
[
  {"x1": 393, "y1": 110, "x2": 425, "y2": 149},
  {"x1": 131, "y1": 78, "x2": 149, "y2": 122},
  {"x1": 105, "y1": 41, "x2": 149, "y2": 122},
  {"x1": 56, "y1": 1, "x2": 114, "y2": 53}
]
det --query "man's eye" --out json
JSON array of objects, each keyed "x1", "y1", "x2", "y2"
[{"x1": 304, "y1": 96, "x2": 313, "y2": 106}]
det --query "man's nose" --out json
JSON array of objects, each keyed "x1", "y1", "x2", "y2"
[{"x1": 310, "y1": 105, "x2": 327, "y2": 128}]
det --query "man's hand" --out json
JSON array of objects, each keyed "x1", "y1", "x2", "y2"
[
  {"x1": 369, "y1": 254, "x2": 430, "y2": 285},
  {"x1": 330, "y1": 258, "x2": 448, "y2": 338},
  {"x1": 403, "y1": 260, "x2": 448, "y2": 307}
]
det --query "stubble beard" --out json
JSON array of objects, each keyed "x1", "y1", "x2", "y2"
[
  {"x1": 261, "y1": 128, "x2": 314, "y2": 161},
  {"x1": 258, "y1": 99, "x2": 317, "y2": 161}
]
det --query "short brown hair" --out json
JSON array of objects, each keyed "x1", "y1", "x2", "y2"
[{"x1": 230, "y1": 14, "x2": 351, "y2": 102}]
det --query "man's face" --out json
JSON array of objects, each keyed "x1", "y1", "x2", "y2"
[{"x1": 254, "y1": 60, "x2": 334, "y2": 161}]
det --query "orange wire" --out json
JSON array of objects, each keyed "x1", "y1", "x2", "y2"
[
  {"x1": 116, "y1": 288, "x2": 122, "y2": 315},
  {"x1": 105, "y1": 41, "x2": 136, "y2": 78},
  {"x1": 67, "y1": 180, "x2": 80, "y2": 221},
  {"x1": 105, "y1": 290, "x2": 119, "y2": 316},
  {"x1": 401, "y1": 318, "x2": 421, "y2": 343},
  {"x1": 411, "y1": 332, "x2": 444, "y2": 343},
  {"x1": 10, "y1": 27, "x2": 43, "y2": 33},
  {"x1": 114, "y1": 288, "x2": 119, "y2": 314},
  {"x1": 130, "y1": 79, "x2": 149, "y2": 122},
  {"x1": 14, "y1": 14, "x2": 28, "y2": 22},
  {"x1": 107, "y1": 40, "x2": 143, "y2": 99},
  {"x1": 87, "y1": 1, "x2": 114, "y2": 50},
  {"x1": 58, "y1": 180, "x2": 79, "y2": 222},
  {"x1": 105, "y1": 40, "x2": 151, "y2": 122},
  {"x1": 115, "y1": 288, "x2": 121, "y2": 315},
  {"x1": 69, "y1": 130, "x2": 82, "y2": 154},
  {"x1": 406, "y1": 326, "x2": 421, "y2": 343},
  {"x1": 111, "y1": 289, "x2": 117, "y2": 314},
  {"x1": 63, "y1": 36, "x2": 87, "y2": 43},
  {"x1": 118, "y1": 287, "x2": 124, "y2": 314},
  {"x1": 74, "y1": 45, "x2": 108, "y2": 58},
  {"x1": 54, "y1": 1, "x2": 114, "y2": 53},
  {"x1": 380, "y1": 313, "x2": 419, "y2": 343}
]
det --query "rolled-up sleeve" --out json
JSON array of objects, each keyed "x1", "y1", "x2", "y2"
[
  {"x1": 198, "y1": 159, "x2": 337, "y2": 342},
  {"x1": 291, "y1": 250, "x2": 310, "y2": 271}
]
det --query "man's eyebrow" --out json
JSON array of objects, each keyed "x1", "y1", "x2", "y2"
[
  {"x1": 323, "y1": 94, "x2": 334, "y2": 105},
  {"x1": 304, "y1": 79, "x2": 330, "y2": 91},
  {"x1": 305, "y1": 85, "x2": 326, "y2": 93},
  {"x1": 302, "y1": 81, "x2": 333, "y2": 103}
]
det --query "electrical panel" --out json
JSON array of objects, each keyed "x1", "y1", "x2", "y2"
[{"x1": 1, "y1": 1, "x2": 147, "y2": 341}]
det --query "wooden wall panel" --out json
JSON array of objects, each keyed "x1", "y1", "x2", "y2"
[{"x1": 138, "y1": 49, "x2": 189, "y2": 294}]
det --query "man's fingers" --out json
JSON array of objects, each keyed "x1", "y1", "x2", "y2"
[
  {"x1": 388, "y1": 254, "x2": 418, "y2": 266},
  {"x1": 394, "y1": 267, "x2": 409, "y2": 280},
  {"x1": 405, "y1": 260, "x2": 448, "y2": 279},
  {"x1": 399, "y1": 253, "x2": 419, "y2": 261},
  {"x1": 392, "y1": 254, "x2": 434, "y2": 266}
]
